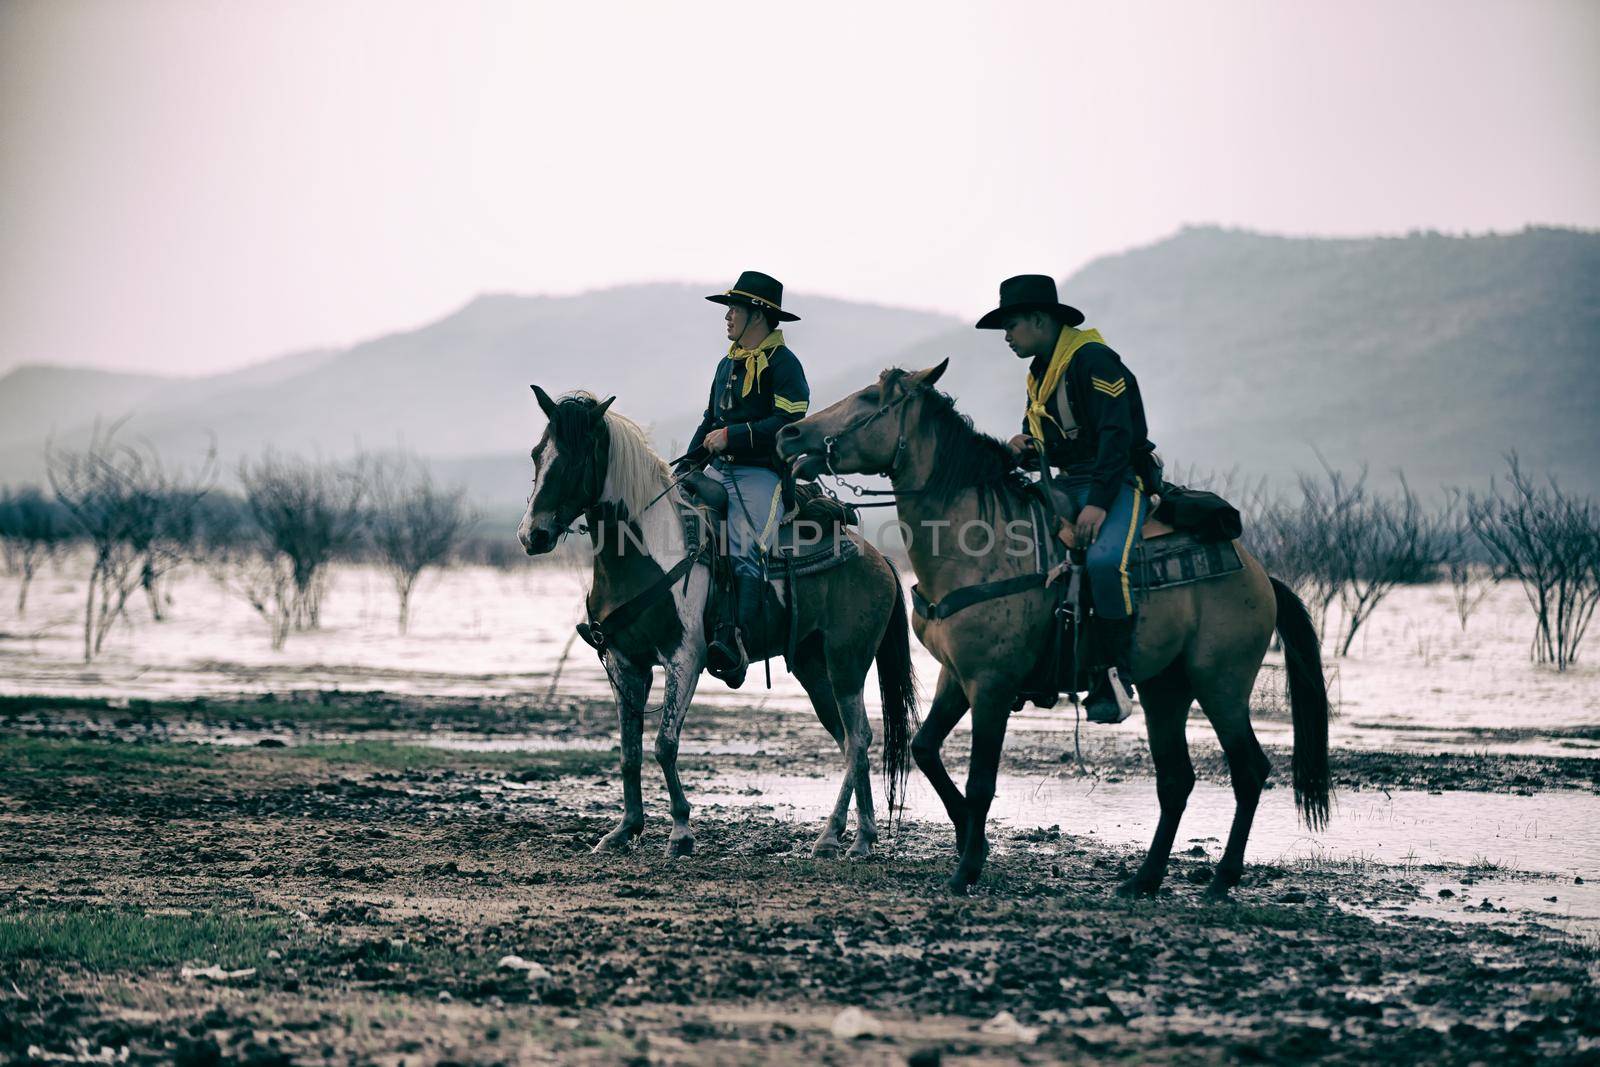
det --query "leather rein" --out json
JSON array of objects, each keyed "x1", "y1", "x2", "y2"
[{"x1": 808, "y1": 379, "x2": 1058, "y2": 622}]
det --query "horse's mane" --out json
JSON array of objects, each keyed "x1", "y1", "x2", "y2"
[
  {"x1": 886, "y1": 370, "x2": 1027, "y2": 512},
  {"x1": 600, "y1": 407, "x2": 671, "y2": 520},
  {"x1": 548, "y1": 391, "x2": 670, "y2": 520}
]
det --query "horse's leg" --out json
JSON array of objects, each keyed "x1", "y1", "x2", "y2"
[
  {"x1": 791, "y1": 639, "x2": 854, "y2": 859},
  {"x1": 1194, "y1": 669, "x2": 1272, "y2": 901},
  {"x1": 1117, "y1": 660, "x2": 1195, "y2": 895},
  {"x1": 911, "y1": 666, "x2": 972, "y2": 854},
  {"x1": 951, "y1": 688, "x2": 1012, "y2": 893},
  {"x1": 593, "y1": 656, "x2": 652, "y2": 853},
  {"x1": 838, "y1": 686, "x2": 878, "y2": 860},
  {"x1": 654, "y1": 643, "x2": 705, "y2": 858}
]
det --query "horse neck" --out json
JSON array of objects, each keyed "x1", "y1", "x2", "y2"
[
  {"x1": 891, "y1": 412, "x2": 1032, "y2": 597},
  {"x1": 587, "y1": 482, "x2": 688, "y2": 600}
]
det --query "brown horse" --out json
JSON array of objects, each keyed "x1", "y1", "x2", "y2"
[
  {"x1": 519, "y1": 388, "x2": 917, "y2": 859},
  {"x1": 776, "y1": 361, "x2": 1330, "y2": 896}
]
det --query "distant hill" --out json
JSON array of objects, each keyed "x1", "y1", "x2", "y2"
[
  {"x1": 2, "y1": 228, "x2": 1596, "y2": 517},
  {"x1": 0, "y1": 285, "x2": 955, "y2": 488},
  {"x1": 810, "y1": 226, "x2": 1600, "y2": 496}
]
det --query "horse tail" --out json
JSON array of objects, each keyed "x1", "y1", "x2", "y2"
[
  {"x1": 876, "y1": 559, "x2": 920, "y2": 819},
  {"x1": 1271, "y1": 576, "x2": 1331, "y2": 830}
]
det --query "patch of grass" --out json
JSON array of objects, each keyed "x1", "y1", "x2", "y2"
[
  {"x1": 0, "y1": 737, "x2": 219, "y2": 778},
  {"x1": 281, "y1": 741, "x2": 616, "y2": 779},
  {"x1": 0, "y1": 908, "x2": 283, "y2": 971}
]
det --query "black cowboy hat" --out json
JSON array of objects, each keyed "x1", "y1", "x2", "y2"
[
  {"x1": 974, "y1": 274, "x2": 1084, "y2": 330},
  {"x1": 706, "y1": 270, "x2": 800, "y2": 322}
]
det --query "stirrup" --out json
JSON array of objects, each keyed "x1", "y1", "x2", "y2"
[
  {"x1": 1085, "y1": 667, "x2": 1134, "y2": 724},
  {"x1": 706, "y1": 629, "x2": 749, "y2": 688}
]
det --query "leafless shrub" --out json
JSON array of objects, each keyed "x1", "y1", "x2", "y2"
[
  {"x1": 0, "y1": 486, "x2": 71, "y2": 615},
  {"x1": 238, "y1": 451, "x2": 366, "y2": 633},
  {"x1": 47, "y1": 424, "x2": 216, "y2": 660},
  {"x1": 1324, "y1": 471, "x2": 1450, "y2": 656},
  {"x1": 365, "y1": 454, "x2": 477, "y2": 634},
  {"x1": 1468, "y1": 456, "x2": 1600, "y2": 670},
  {"x1": 1442, "y1": 490, "x2": 1498, "y2": 631}
]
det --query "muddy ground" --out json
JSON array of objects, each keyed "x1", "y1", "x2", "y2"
[{"x1": 2, "y1": 693, "x2": 1598, "y2": 1065}]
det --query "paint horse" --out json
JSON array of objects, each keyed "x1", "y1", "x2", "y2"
[
  {"x1": 777, "y1": 361, "x2": 1330, "y2": 896},
  {"x1": 519, "y1": 388, "x2": 917, "y2": 858}
]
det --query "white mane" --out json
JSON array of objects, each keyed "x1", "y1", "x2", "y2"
[{"x1": 600, "y1": 407, "x2": 671, "y2": 519}]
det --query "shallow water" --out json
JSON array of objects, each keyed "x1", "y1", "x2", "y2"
[{"x1": 692, "y1": 767, "x2": 1600, "y2": 880}]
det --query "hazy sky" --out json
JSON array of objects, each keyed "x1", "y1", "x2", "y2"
[{"x1": 2, "y1": 0, "x2": 1596, "y2": 377}]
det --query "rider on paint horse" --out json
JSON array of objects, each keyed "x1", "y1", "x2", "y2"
[
  {"x1": 682, "y1": 270, "x2": 811, "y2": 688},
  {"x1": 978, "y1": 274, "x2": 1160, "y2": 725}
]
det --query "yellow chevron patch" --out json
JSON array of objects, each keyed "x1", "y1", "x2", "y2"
[
  {"x1": 773, "y1": 396, "x2": 809, "y2": 414},
  {"x1": 1091, "y1": 376, "x2": 1127, "y2": 398}
]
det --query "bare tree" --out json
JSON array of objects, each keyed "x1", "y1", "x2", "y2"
[
  {"x1": 1327, "y1": 473, "x2": 1449, "y2": 656},
  {"x1": 238, "y1": 451, "x2": 367, "y2": 632},
  {"x1": 47, "y1": 425, "x2": 214, "y2": 660},
  {"x1": 0, "y1": 486, "x2": 69, "y2": 615},
  {"x1": 1442, "y1": 490, "x2": 1497, "y2": 631},
  {"x1": 364, "y1": 454, "x2": 477, "y2": 634},
  {"x1": 1469, "y1": 456, "x2": 1600, "y2": 670},
  {"x1": 1260, "y1": 466, "x2": 1365, "y2": 640}
]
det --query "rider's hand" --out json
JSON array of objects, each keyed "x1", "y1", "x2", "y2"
[
  {"x1": 1007, "y1": 434, "x2": 1033, "y2": 459},
  {"x1": 704, "y1": 428, "x2": 730, "y2": 454},
  {"x1": 1075, "y1": 505, "x2": 1108, "y2": 544}
]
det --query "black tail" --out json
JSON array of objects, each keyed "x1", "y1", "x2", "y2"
[
  {"x1": 1271, "y1": 577, "x2": 1331, "y2": 830},
  {"x1": 876, "y1": 560, "x2": 920, "y2": 819}
]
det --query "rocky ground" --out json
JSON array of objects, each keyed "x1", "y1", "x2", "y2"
[{"x1": 2, "y1": 693, "x2": 1598, "y2": 1065}]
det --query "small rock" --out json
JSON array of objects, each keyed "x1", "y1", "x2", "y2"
[
  {"x1": 1575, "y1": 876, "x2": 1585, "y2": 885},
  {"x1": 1275, "y1": 890, "x2": 1309, "y2": 904},
  {"x1": 180, "y1": 965, "x2": 256, "y2": 982},
  {"x1": 1529, "y1": 983, "x2": 1573, "y2": 1005},
  {"x1": 978, "y1": 1010, "x2": 1041, "y2": 1045},
  {"x1": 256, "y1": 738, "x2": 287, "y2": 748},
  {"x1": 438, "y1": 991, "x2": 453, "y2": 1003},
  {"x1": 830, "y1": 1007, "x2": 883, "y2": 1041},
  {"x1": 1544, "y1": 895, "x2": 1558, "y2": 903},
  {"x1": 1437, "y1": 888, "x2": 1455, "y2": 899},
  {"x1": 907, "y1": 1049, "x2": 943, "y2": 1067},
  {"x1": 497, "y1": 954, "x2": 552, "y2": 980},
  {"x1": 266, "y1": 950, "x2": 282, "y2": 961}
]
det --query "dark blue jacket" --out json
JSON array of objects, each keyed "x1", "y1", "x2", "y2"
[
  {"x1": 688, "y1": 344, "x2": 810, "y2": 470},
  {"x1": 1026, "y1": 341, "x2": 1158, "y2": 510}
]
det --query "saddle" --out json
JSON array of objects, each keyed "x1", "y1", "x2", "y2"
[
  {"x1": 1008, "y1": 476, "x2": 1248, "y2": 711},
  {"x1": 680, "y1": 472, "x2": 862, "y2": 673}
]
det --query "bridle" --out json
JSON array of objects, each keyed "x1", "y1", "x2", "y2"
[{"x1": 814, "y1": 376, "x2": 932, "y2": 505}]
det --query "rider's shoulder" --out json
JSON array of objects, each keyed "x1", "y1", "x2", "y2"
[{"x1": 1072, "y1": 341, "x2": 1124, "y2": 375}]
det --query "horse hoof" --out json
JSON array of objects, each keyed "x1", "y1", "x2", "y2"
[
  {"x1": 666, "y1": 834, "x2": 695, "y2": 858},
  {"x1": 592, "y1": 829, "x2": 641, "y2": 854},
  {"x1": 944, "y1": 874, "x2": 972, "y2": 896},
  {"x1": 1116, "y1": 875, "x2": 1159, "y2": 898},
  {"x1": 846, "y1": 840, "x2": 874, "y2": 861},
  {"x1": 1202, "y1": 880, "x2": 1234, "y2": 903},
  {"x1": 810, "y1": 839, "x2": 842, "y2": 860}
]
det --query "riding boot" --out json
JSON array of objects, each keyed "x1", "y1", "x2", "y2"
[
  {"x1": 705, "y1": 577, "x2": 750, "y2": 689},
  {"x1": 1084, "y1": 616, "x2": 1136, "y2": 724}
]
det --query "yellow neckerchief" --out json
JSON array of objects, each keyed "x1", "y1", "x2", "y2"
[
  {"x1": 727, "y1": 328, "x2": 785, "y2": 397},
  {"x1": 1025, "y1": 325, "x2": 1105, "y2": 442}
]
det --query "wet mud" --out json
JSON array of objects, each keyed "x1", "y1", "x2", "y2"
[{"x1": 2, "y1": 693, "x2": 1598, "y2": 1065}]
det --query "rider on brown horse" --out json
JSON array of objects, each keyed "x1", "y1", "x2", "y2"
[
  {"x1": 683, "y1": 270, "x2": 811, "y2": 688},
  {"x1": 978, "y1": 274, "x2": 1160, "y2": 724}
]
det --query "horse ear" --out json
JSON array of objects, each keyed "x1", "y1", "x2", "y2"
[
  {"x1": 591, "y1": 395, "x2": 616, "y2": 421},
  {"x1": 531, "y1": 384, "x2": 557, "y2": 418},
  {"x1": 915, "y1": 358, "x2": 950, "y2": 388}
]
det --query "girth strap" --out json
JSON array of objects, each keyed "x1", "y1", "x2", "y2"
[
  {"x1": 582, "y1": 546, "x2": 704, "y2": 653},
  {"x1": 911, "y1": 570, "x2": 1047, "y2": 621}
]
